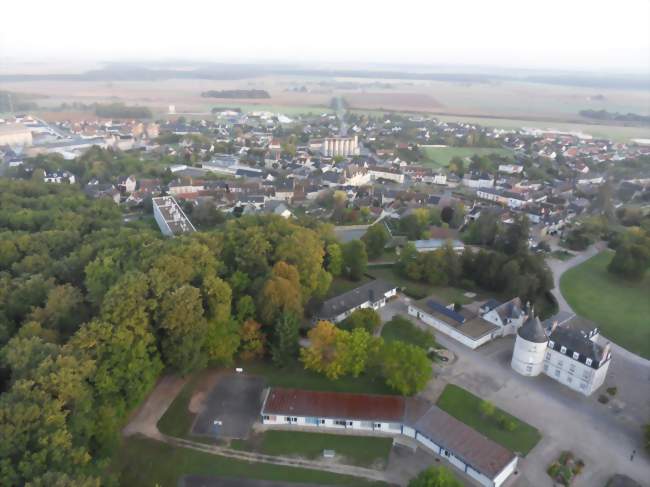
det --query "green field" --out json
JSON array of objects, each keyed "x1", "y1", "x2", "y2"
[
  {"x1": 232, "y1": 431, "x2": 393, "y2": 468},
  {"x1": 111, "y1": 437, "x2": 385, "y2": 487},
  {"x1": 436, "y1": 385, "x2": 541, "y2": 456},
  {"x1": 435, "y1": 115, "x2": 650, "y2": 143},
  {"x1": 157, "y1": 374, "x2": 206, "y2": 438},
  {"x1": 560, "y1": 250, "x2": 650, "y2": 359},
  {"x1": 366, "y1": 265, "x2": 479, "y2": 303},
  {"x1": 421, "y1": 146, "x2": 513, "y2": 168},
  {"x1": 381, "y1": 315, "x2": 437, "y2": 350}
]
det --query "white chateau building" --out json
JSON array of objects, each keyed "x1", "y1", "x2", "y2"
[{"x1": 511, "y1": 311, "x2": 612, "y2": 396}]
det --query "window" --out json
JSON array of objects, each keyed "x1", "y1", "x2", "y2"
[
  {"x1": 557, "y1": 360, "x2": 563, "y2": 367},
  {"x1": 374, "y1": 423, "x2": 382, "y2": 429},
  {"x1": 569, "y1": 364, "x2": 576, "y2": 374},
  {"x1": 348, "y1": 421, "x2": 353, "y2": 426},
  {"x1": 263, "y1": 415, "x2": 270, "y2": 421},
  {"x1": 543, "y1": 364, "x2": 549, "y2": 372},
  {"x1": 560, "y1": 346, "x2": 567, "y2": 354},
  {"x1": 320, "y1": 419, "x2": 325, "y2": 424},
  {"x1": 285, "y1": 417, "x2": 291, "y2": 422},
  {"x1": 526, "y1": 365, "x2": 533, "y2": 372},
  {"x1": 334, "y1": 420, "x2": 347, "y2": 426},
  {"x1": 567, "y1": 376, "x2": 573, "y2": 384},
  {"x1": 546, "y1": 352, "x2": 551, "y2": 360},
  {"x1": 555, "y1": 368, "x2": 561, "y2": 378},
  {"x1": 572, "y1": 352, "x2": 580, "y2": 360}
]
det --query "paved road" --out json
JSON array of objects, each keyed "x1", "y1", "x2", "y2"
[
  {"x1": 380, "y1": 297, "x2": 650, "y2": 487},
  {"x1": 546, "y1": 241, "x2": 606, "y2": 314}
]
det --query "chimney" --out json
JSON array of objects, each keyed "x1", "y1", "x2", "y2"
[
  {"x1": 551, "y1": 320, "x2": 559, "y2": 334},
  {"x1": 601, "y1": 342, "x2": 611, "y2": 362}
]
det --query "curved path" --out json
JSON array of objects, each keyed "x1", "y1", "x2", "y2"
[
  {"x1": 123, "y1": 376, "x2": 390, "y2": 484},
  {"x1": 546, "y1": 242, "x2": 650, "y2": 366},
  {"x1": 546, "y1": 241, "x2": 606, "y2": 315}
]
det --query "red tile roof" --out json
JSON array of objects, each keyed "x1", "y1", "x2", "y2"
[{"x1": 263, "y1": 388, "x2": 405, "y2": 422}]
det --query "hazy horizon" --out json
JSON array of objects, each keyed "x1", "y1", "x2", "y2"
[{"x1": 2, "y1": 0, "x2": 649, "y2": 74}]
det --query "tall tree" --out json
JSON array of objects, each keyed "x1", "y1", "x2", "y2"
[
  {"x1": 239, "y1": 319, "x2": 266, "y2": 361},
  {"x1": 325, "y1": 242, "x2": 343, "y2": 277},
  {"x1": 271, "y1": 312, "x2": 300, "y2": 367},
  {"x1": 343, "y1": 240, "x2": 368, "y2": 281},
  {"x1": 380, "y1": 341, "x2": 432, "y2": 395},
  {"x1": 258, "y1": 261, "x2": 303, "y2": 324},
  {"x1": 408, "y1": 466, "x2": 463, "y2": 487},
  {"x1": 362, "y1": 223, "x2": 390, "y2": 259},
  {"x1": 300, "y1": 321, "x2": 347, "y2": 380},
  {"x1": 158, "y1": 285, "x2": 208, "y2": 374}
]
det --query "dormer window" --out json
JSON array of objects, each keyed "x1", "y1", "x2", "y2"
[
  {"x1": 560, "y1": 346, "x2": 567, "y2": 354},
  {"x1": 549, "y1": 340, "x2": 555, "y2": 348},
  {"x1": 585, "y1": 358, "x2": 592, "y2": 366},
  {"x1": 572, "y1": 352, "x2": 579, "y2": 360}
]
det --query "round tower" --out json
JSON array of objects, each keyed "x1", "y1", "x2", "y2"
[{"x1": 511, "y1": 311, "x2": 548, "y2": 376}]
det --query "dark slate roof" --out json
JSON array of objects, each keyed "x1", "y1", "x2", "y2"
[
  {"x1": 318, "y1": 279, "x2": 396, "y2": 319},
  {"x1": 517, "y1": 314, "x2": 548, "y2": 343},
  {"x1": 548, "y1": 325, "x2": 609, "y2": 368},
  {"x1": 413, "y1": 406, "x2": 516, "y2": 478}
]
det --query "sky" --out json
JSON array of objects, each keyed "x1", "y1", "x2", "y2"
[{"x1": 2, "y1": 0, "x2": 650, "y2": 73}]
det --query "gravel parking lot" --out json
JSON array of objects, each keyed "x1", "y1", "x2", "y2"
[{"x1": 191, "y1": 374, "x2": 267, "y2": 439}]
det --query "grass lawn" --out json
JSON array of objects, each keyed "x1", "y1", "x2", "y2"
[
  {"x1": 245, "y1": 361, "x2": 396, "y2": 395},
  {"x1": 436, "y1": 384, "x2": 541, "y2": 456},
  {"x1": 326, "y1": 275, "x2": 373, "y2": 299},
  {"x1": 421, "y1": 146, "x2": 513, "y2": 168},
  {"x1": 110, "y1": 436, "x2": 386, "y2": 487},
  {"x1": 157, "y1": 373, "x2": 207, "y2": 438},
  {"x1": 381, "y1": 315, "x2": 437, "y2": 350},
  {"x1": 560, "y1": 250, "x2": 650, "y2": 359},
  {"x1": 232, "y1": 431, "x2": 392, "y2": 468},
  {"x1": 366, "y1": 265, "x2": 478, "y2": 303},
  {"x1": 550, "y1": 249, "x2": 575, "y2": 261}
]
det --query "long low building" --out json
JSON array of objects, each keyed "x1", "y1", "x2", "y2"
[
  {"x1": 261, "y1": 388, "x2": 518, "y2": 487},
  {"x1": 317, "y1": 279, "x2": 397, "y2": 323},
  {"x1": 408, "y1": 298, "x2": 499, "y2": 349},
  {"x1": 152, "y1": 196, "x2": 197, "y2": 236}
]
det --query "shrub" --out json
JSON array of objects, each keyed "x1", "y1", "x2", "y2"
[
  {"x1": 606, "y1": 386, "x2": 617, "y2": 396},
  {"x1": 598, "y1": 394, "x2": 609, "y2": 404}
]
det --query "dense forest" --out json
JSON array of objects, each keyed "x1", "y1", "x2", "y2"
[
  {"x1": 0, "y1": 179, "x2": 344, "y2": 485},
  {"x1": 579, "y1": 109, "x2": 650, "y2": 125}
]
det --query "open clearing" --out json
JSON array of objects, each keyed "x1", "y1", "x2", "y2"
[
  {"x1": 110, "y1": 437, "x2": 384, "y2": 487},
  {"x1": 421, "y1": 146, "x2": 513, "y2": 167},
  {"x1": 232, "y1": 431, "x2": 393, "y2": 469},
  {"x1": 436, "y1": 384, "x2": 541, "y2": 456},
  {"x1": 560, "y1": 250, "x2": 650, "y2": 359}
]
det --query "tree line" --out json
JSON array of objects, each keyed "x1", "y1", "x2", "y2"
[{"x1": 0, "y1": 179, "x2": 348, "y2": 485}]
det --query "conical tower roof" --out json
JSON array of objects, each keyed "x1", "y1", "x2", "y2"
[{"x1": 517, "y1": 309, "x2": 548, "y2": 343}]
